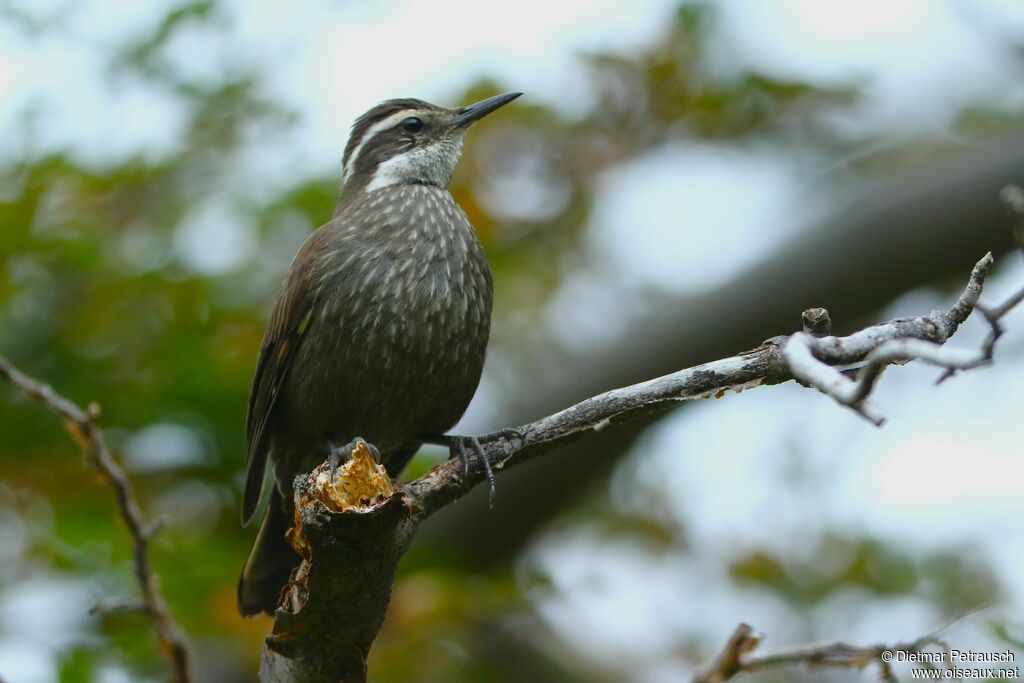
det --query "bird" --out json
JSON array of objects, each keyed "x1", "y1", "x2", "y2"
[{"x1": 237, "y1": 91, "x2": 521, "y2": 617}]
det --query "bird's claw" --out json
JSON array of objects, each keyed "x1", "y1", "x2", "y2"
[
  {"x1": 425, "y1": 434, "x2": 497, "y2": 508},
  {"x1": 327, "y1": 437, "x2": 380, "y2": 482}
]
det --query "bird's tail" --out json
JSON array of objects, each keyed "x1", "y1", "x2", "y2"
[{"x1": 237, "y1": 489, "x2": 297, "y2": 617}]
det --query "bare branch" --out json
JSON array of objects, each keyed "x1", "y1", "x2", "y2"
[
  {"x1": 692, "y1": 611, "x2": 982, "y2": 683},
  {"x1": 262, "y1": 252, "x2": 1021, "y2": 681},
  {"x1": 0, "y1": 357, "x2": 191, "y2": 683},
  {"x1": 782, "y1": 253, "x2": 1002, "y2": 424},
  {"x1": 409, "y1": 253, "x2": 1007, "y2": 516}
]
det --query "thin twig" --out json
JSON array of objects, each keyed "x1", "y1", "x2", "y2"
[
  {"x1": 0, "y1": 357, "x2": 191, "y2": 683},
  {"x1": 782, "y1": 252, "x2": 1013, "y2": 424},
  {"x1": 692, "y1": 610, "x2": 982, "y2": 683}
]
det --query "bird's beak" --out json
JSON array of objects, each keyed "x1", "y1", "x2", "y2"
[{"x1": 452, "y1": 91, "x2": 522, "y2": 127}]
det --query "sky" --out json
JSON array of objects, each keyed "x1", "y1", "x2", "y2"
[{"x1": 2, "y1": 1, "x2": 1024, "y2": 681}]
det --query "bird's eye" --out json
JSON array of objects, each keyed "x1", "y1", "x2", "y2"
[{"x1": 401, "y1": 117, "x2": 423, "y2": 133}]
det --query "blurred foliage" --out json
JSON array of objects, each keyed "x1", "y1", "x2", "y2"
[
  {"x1": 1, "y1": 1, "x2": 1021, "y2": 682},
  {"x1": 729, "y1": 534, "x2": 999, "y2": 609}
]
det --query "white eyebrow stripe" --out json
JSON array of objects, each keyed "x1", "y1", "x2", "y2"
[{"x1": 341, "y1": 109, "x2": 417, "y2": 186}]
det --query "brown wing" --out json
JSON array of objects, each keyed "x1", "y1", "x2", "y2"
[{"x1": 241, "y1": 233, "x2": 322, "y2": 525}]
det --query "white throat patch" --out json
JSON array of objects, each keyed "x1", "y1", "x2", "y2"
[{"x1": 364, "y1": 136, "x2": 464, "y2": 193}]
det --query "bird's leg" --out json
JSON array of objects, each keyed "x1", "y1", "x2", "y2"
[
  {"x1": 326, "y1": 437, "x2": 380, "y2": 482},
  {"x1": 421, "y1": 433, "x2": 497, "y2": 507}
]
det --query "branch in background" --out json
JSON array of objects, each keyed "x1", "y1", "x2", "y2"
[
  {"x1": 262, "y1": 251, "x2": 1021, "y2": 681},
  {"x1": 691, "y1": 612, "x2": 979, "y2": 683},
  {"x1": 0, "y1": 358, "x2": 191, "y2": 683}
]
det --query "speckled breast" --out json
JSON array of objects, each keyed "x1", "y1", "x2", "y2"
[{"x1": 283, "y1": 184, "x2": 493, "y2": 454}]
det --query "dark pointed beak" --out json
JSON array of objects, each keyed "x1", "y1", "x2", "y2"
[{"x1": 452, "y1": 91, "x2": 522, "y2": 127}]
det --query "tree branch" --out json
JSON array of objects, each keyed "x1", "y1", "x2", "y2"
[
  {"x1": 781, "y1": 253, "x2": 996, "y2": 426},
  {"x1": 0, "y1": 358, "x2": 191, "y2": 683},
  {"x1": 691, "y1": 611, "x2": 980, "y2": 683},
  {"x1": 409, "y1": 252, "x2": 1000, "y2": 514},
  {"x1": 430, "y1": 138, "x2": 1024, "y2": 567},
  {"x1": 261, "y1": 250, "x2": 1021, "y2": 681}
]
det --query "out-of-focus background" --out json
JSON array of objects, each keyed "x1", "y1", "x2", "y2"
[{"x1": 2, "y1": 1, "x2": 1024, "y2": 681}]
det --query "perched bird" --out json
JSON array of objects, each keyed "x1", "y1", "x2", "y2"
[{"x1": 237, "y1": 92, "x2": 521, "y2": 617}]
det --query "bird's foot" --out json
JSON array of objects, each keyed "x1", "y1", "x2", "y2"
[
  {"x1": 485, "y1": 426, "x2": 525, "y2": 445},
  {"x1": 327, "y1": 437, "x2": 380, "y2": 482},
  {"x1": 422, "y1": 433, "x2": 497, "y2": 508}
]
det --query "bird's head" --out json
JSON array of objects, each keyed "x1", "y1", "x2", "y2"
[{"x1": 337, "y1": 92, "x2": 521, "y2": 198}]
